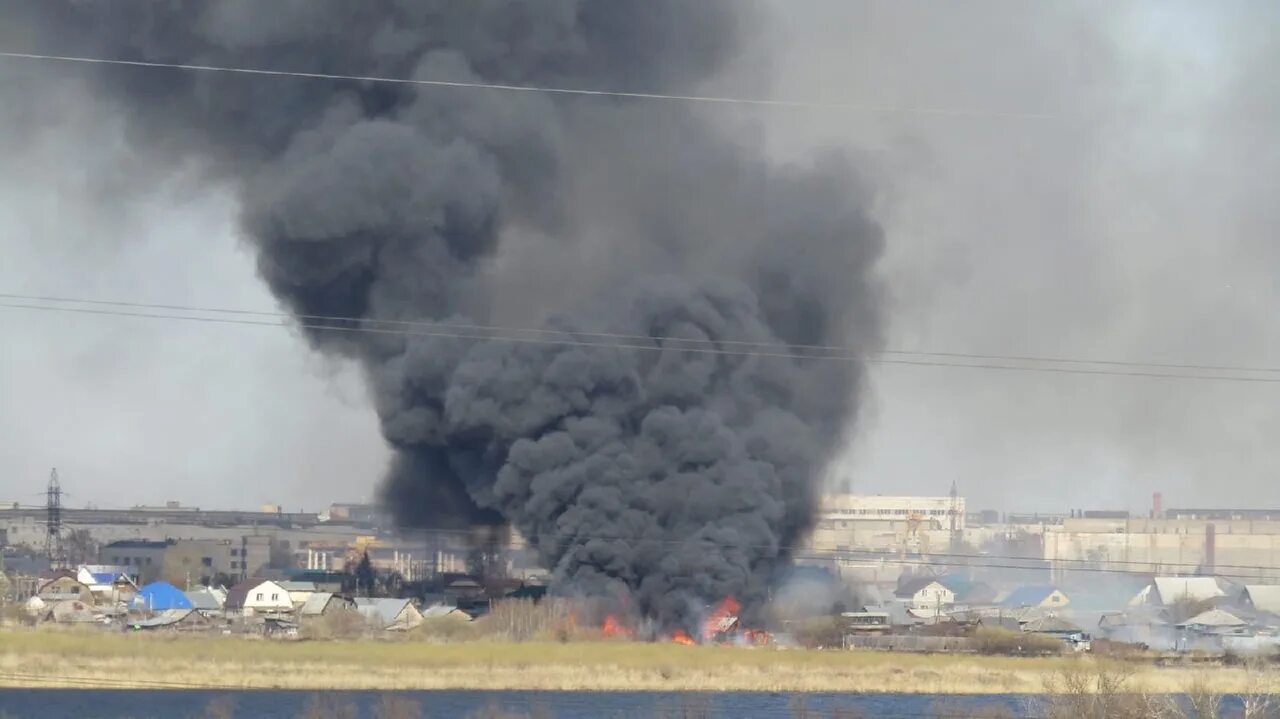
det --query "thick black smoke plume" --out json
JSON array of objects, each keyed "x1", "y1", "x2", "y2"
[{"x1": 5, "y1": 1, "x2": 884, "y2": 626}]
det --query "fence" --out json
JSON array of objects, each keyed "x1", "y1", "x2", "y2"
[{"x1": 845, "y1": 635, "x2": 981, "y2": 653}]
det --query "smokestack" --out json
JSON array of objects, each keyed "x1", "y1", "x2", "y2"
[
  {"x1": 1152, "y1": 492, "x2": 1163, "y2": 519},
  {"x1": 1205, "y1": 523, "x2": 1216, "y2": 576},
  {"x1": 9, "y1": 1, "x2": 884, "y2": 628}
]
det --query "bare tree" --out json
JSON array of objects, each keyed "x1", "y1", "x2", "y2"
[{"x1": 63, "y1": 529, "x2": 98, "y2": 566}]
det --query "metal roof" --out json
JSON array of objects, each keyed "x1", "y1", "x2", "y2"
[
  {"x1": 185, "y1": 587, "x2": 226, "y2": 611},
  {"x1": 130, "y1": 609, "x2": 197, "y2": 629},
  {"x1": 300, "y1": 592, "x2": 351, "y2": 616},
  {"x1": 1022, "y1": 616, "x2": 1082, "y2": 634},
  {"x1": 224, "y1": 578, "x2": 267, "y2": 609},
  {"x1": 1178, "y1": 609, "x2": 1246, "y2": 628},
  {"x1": 278, "y1": 581, "x2": 317, "y2": 592},
  {"x1": 896, "y1": 577, "x2": 947, "y2": 597},
  {"x1": 132, "y1": 582, "x2": 194, "y2": 611},
  {"x1": 1245, "y1": 585, "x2": 1280, "y2": 614},
  {"x1": 1002, "y1": 585, "x2": 1066, "y2": 608},
  {"x1": 1151, "y1": 577, "x2": 1225, "y2": 604},
  {"x1": 355, "y1": 597, "x2": 419, "y2": 627},
  {"x1": 421, "y1": 604, "x2": 471, "y2": 620}
]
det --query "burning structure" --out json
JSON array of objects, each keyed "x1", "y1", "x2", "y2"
[{"x1": 7, "y1": 2, "x2": 884, "y2": 629}]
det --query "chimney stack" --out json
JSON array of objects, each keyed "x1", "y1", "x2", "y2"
[
  {"x1": 1205, "y1": 523, "x2": 1217, "y2": 576},
  {"x1": 1153, "y1": 492, "x2": 1163, "y2": 519}
]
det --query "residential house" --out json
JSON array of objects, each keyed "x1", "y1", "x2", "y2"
[
  {"x1": 895, "y1": 577, "x2": 955, "y2": 611},
  {"x1": 300, "y1": 592, "x2": 356, "y2": 618},
  {"x1": 1098, "y1": 608, "x2": 1176, "y2": 650},
  {"x1": 1131, "y1": 577, "x2": 1227, "y2": 607},
  {"x1": 977, "y1": 615, "x2": 1022, "y2": 633},
  {"x1": 1023, "y1": 615, "x2": 1091, "y2": 651},
  {"x1": 421, "y1": 604, "x2": 473, "y2": 623},
  {"x1": 76, "y1": 565, "x2": 137, "y2": 606},
  {"x1": 36, "y1": 571, "x2": 91, "y2": 603},
  {"x1": 225, "y1": 579, "x2": 294, "y2": 617},
  {"x1": 129, "y1": 608, "x2": 210, "y2": 632},
  {"x1": 444, "y1": 577, "x2": 484, "y2": 604},
  {"x1": 1176, "y1": 608, "x2": 1249, "y2": 636},
  {"x1": 1002, "y1": 585, "x2": 1071, "y2": 610},
  {"x1": 279, "y1": 581, "x2": 317, "y2": 608},
  {"x1": 40, "y1": 598, "x2": 98, "y2": 624},
  {"x1": 131, "y1": 581, "x2": 194, "y2": 612},
  {"x1": 185, "y1": 586, "x2": 227, "y2": 615},
  {"x1": 355, "y1": 597, "x2": 424, "y2": 631}
]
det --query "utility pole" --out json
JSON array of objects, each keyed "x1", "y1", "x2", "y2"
[
  {"x1": 948, "y1": 480, "x2": 961, "y2": 555},
  {"x1": 45, "y1": 468, "x2": 65, "y2": 569}
]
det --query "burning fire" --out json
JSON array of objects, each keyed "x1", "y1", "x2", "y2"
[
  {"x1": 700, "y1": 596, "x2": 742, "y2": 642},
  {"x1": 592, "y1": 597, "x2": 768, "y2": 647},
  {"x1": 671, "y1": 629, "x2": 697, "y2": 645},
  {"x1": 601, "y1": 614, "x2": 634, "y2": 640}
]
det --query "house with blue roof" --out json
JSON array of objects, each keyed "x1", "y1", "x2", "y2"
[
  {"x1": 75, "y1": 565, "x2": 138, "y2": 606},
  {"x1": 131, "y1": 581, "x2": 194, "y2": 612},
  {"x1": 1002, "y1": 585, "x2": 1070, "y2": 609}
]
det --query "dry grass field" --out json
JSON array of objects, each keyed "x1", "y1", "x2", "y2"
[{"x1": 0, "y1": 628, "x2": 1270, "y2": 694}]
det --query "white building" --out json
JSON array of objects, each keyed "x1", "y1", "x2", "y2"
[
  {"x1": 809, "y1": 494, "x2": 966, "y2": 554},
  {"x1": 895, "y1": 578, "x2": 956, "y2": 611},
  {"x1": 226, "y1": 579, "x2": 294, "y2": 616}
]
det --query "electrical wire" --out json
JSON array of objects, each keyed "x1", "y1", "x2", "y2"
[
  {"x1": 5, "y1": 292, "x2": 1279, "y2": 376},
  {"x1": 4, "y1": 299, "x2": 1280, "y2": 385},
  {"x1": 0, "y1": 51, "x2": 1057, "y2": 121}
]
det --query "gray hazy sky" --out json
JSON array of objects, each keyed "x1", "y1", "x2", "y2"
[{"x1": 1, "y1": 0, "x2": 1277, "y2": 512}]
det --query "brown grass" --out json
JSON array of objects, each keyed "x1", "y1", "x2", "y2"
[{"x1": 0, "y1": 628, "x2": 1273, "y2": 694}]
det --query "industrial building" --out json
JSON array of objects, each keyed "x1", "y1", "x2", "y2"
[
  {"x1": 808, "y1": 492, "x2": 966, "y2": 555},
  {"x1": 1042, "y1": 516, "x2": 1280, "y2": 582}
]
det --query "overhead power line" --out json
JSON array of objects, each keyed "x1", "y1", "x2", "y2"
[
  {"x1": 0, "y1": 50, "x2": 1056, "y2": 120},
  {"x1": 3, "y1": 295, "x2": 1280, "y2": 384},
  {"x1": 5, "y1": 292, "x2": 1279, "y2": 375}
]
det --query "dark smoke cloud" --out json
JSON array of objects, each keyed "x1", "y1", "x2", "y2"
[{"x1": 5, "y1": 1, "x2": 883, "y2": 625}]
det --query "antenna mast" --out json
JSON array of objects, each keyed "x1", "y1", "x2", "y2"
[{"x1": 45, "y1": 468, "x2": 65, "y2": 569}]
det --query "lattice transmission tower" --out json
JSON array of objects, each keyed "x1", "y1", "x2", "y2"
[{"x1": 45, "y1": 468, "x2": 65, "y2": 569}]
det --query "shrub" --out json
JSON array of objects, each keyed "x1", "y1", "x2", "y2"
[
  {"x1": 975, "y1": 627, "x2": 1062, "y2": 656},
  {"x1": 1038, "y1": 661, "x2": 1183, "y2": 719},
  {"x1": 791, "y1": 617, "x2": 846, "y2": 649},
  {"x1": 415, "y1": 617, "x2": 482, "y2": 642},
  {"x1": 479, "y1": 599, "x2": 575, "y2": 642},
  {"x1": 302, "y1": 609, "x2": 367, "y2": 640}
]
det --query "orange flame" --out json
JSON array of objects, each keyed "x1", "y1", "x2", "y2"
[
  {"x1": 671, "y1": 629, "x2": 697, "y2": 645},
  {"x1": 701, "y1": 596, "x2": 742, "y2": 642},
  {"x1": 601, "y1": 614, "x2": 634, "y2": 640}
]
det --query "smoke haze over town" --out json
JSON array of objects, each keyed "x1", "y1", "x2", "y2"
[{"x1": 2, "y1": 0, "x2": 1279, "y2": 525}]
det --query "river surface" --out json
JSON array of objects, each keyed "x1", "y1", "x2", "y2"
[{"x1": 0, "y1": 689, "x2": 1039, "y2": 718}]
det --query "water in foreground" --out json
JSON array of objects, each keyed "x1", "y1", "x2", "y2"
[{"x1": 0, "y1": 689, "x2": 1032, "y2": 718}]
